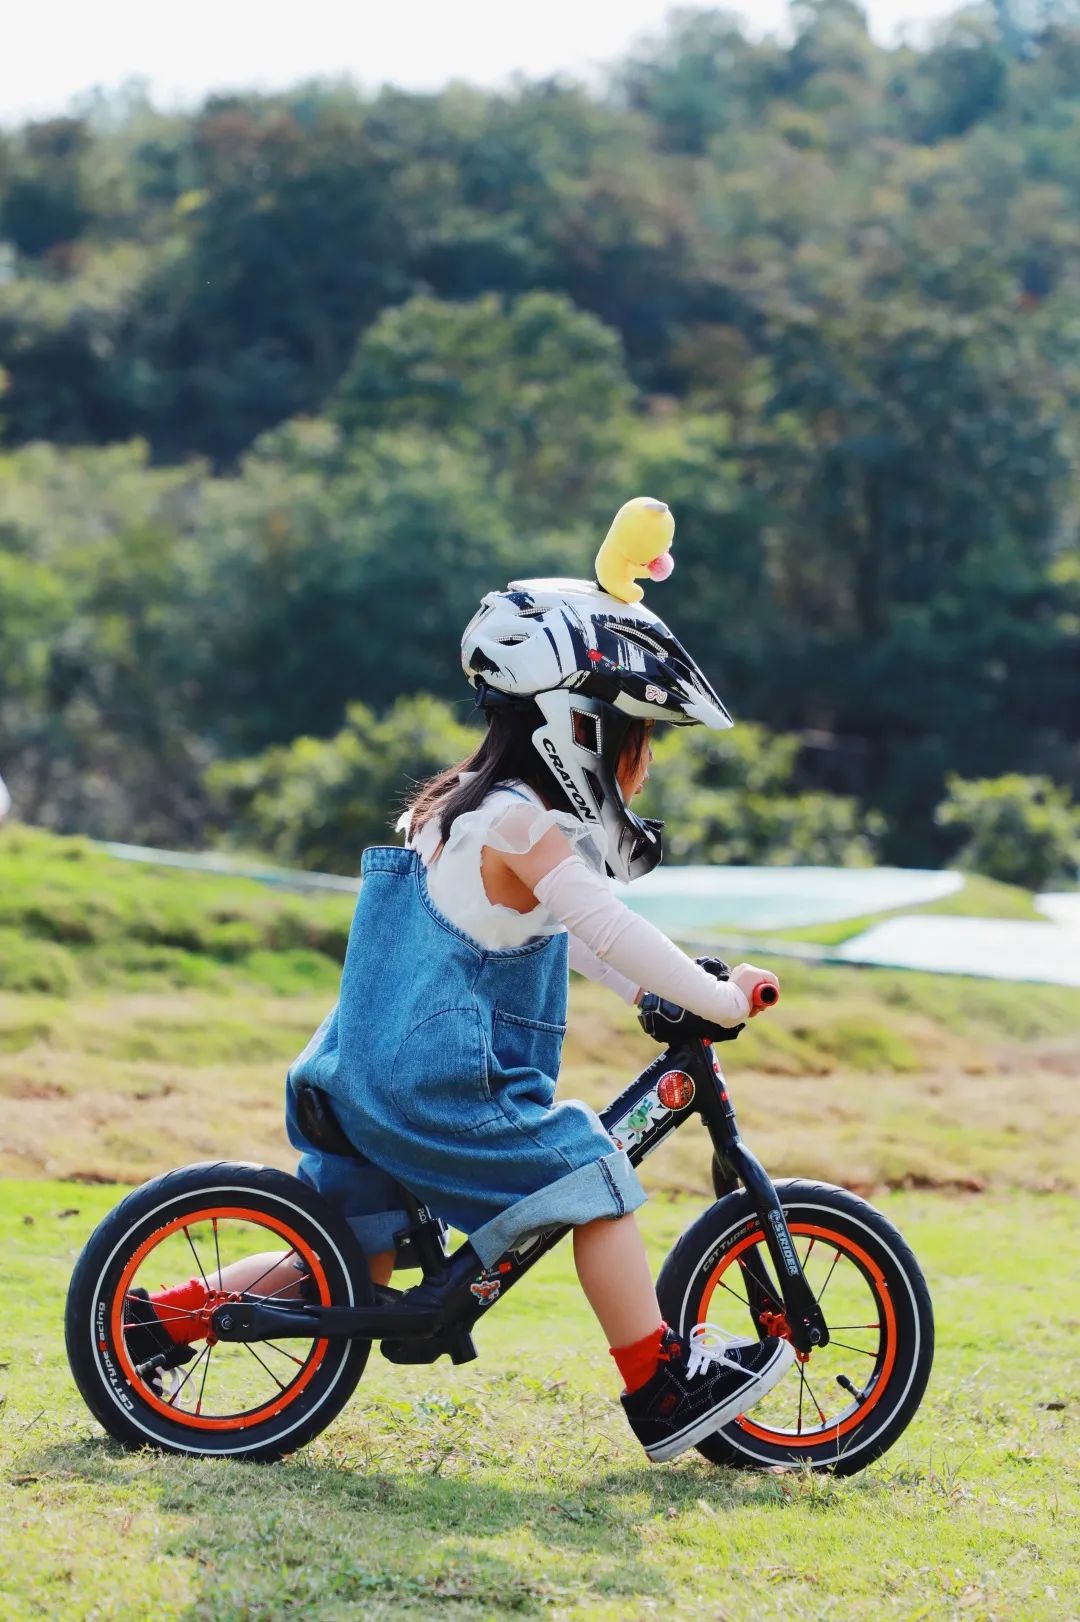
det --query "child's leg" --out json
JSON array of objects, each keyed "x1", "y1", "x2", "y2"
[
  {"x1": 573, "y1": 1213, "x2": 662, "y2": 1349},
  {"x1": 146, "y1": 1249, "x2": 397, "y2": 1345},
  {"x1": 206, "y1": 1249, "x2": 397, "y2": 1295},
  {"x1": 575, "y1": 1211, "x2": 795, "y2": 1458}
]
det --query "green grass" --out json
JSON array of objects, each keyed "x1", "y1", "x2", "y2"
[
  {"x1": 0, "y1": 823, "x2": 355, "y2": 996},
  {"x1": 3, "y1": 1180, "x2": 1078, "y2": 1620},
  {"x1": 3, "y1": 827, "x2": 1079, "y2": 1615}
]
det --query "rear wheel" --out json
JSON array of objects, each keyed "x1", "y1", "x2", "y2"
[
  {"x1": 656, "y1": 1179, "x2": 933, "y2": 1475},
  {"x1": 65, "y1": 1161, "x2": 372, "y2": 1461}
]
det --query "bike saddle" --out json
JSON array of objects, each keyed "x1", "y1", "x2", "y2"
[
  {"x1": 294, "y1": 1082, "x2": 367, "y2": 1161},
  {"x1": 293, "y1": 1082, "x2": 447, "y2": 1276}
]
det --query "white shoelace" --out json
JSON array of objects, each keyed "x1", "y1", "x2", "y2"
[
  {"x1": 157, "y1": 1366, "x2": 191, "y2": 1408},
  {"x1": 683, "y1": 1322, "x2": 759, "y2": 1380}
]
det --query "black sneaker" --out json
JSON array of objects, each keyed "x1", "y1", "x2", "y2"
[
  {"x1": 622, "y1": 1324, "x2": 795, "y2": 1462},
  {"x1": 122, "y1": 1287, "x2": 197, "y2": 1385}
]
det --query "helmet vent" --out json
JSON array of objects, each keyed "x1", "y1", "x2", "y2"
[
  {"x1": 612, "y1": 623, "x2": 668, "y2": 659},
  {"x1": 571, "y1": 708, "x2": 601, "y2": 754},
  {"x1": 583, "y1": 767, "x2": 607, "y2": 810}
]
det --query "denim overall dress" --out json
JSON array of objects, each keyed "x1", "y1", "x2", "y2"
[{"x1": 285, "y1": 844, "x2": 646, "y2": 1267}]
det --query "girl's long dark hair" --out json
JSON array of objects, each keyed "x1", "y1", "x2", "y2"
[{"x1": 406, "y1": 702, "x2": 650, "y2": 848}]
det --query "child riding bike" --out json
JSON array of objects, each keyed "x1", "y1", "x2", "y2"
[{"x1": 125, "y1": 537, "x2": 791, "y2": 1462}]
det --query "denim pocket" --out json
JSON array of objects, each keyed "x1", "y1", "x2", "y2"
[
  {"x1": 491, "y1": 1009, "x2": 566, "y2": 1087},
  {"x1": 392, "y1": 1007, "x2": 503, "y2": 1135}
]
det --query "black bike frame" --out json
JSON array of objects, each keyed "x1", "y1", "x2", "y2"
[{"x1": 213, "y1": 1040, "x2": 830, "y2": 1357}]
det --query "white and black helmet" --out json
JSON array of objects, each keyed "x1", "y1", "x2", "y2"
[{"x1": 461, "y1": 576, "x2": 732, "y2": 882}]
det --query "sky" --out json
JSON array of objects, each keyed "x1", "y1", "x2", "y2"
[{"x1": 2, "y1": 0, "x2": 969, "y2": 125}]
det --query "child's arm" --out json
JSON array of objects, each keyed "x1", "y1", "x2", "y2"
[
  {"x1": 568, "y1": 936, "x2": 641, "y2": 1006},
  {"x1": 503, "y1": 830, "x2": 776, "y2": 1027}
]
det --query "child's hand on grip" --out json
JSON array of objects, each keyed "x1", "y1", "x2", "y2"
[{"x1": 730, "y1": 963, "x2": 781, "y2": 1016}]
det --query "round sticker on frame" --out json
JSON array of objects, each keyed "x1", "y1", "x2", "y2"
[{"x1": 656, "y1": 1069, "x2": 695, "y2": 1110}]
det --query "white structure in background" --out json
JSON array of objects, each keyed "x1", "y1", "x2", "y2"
[
  {"x1": 1037, "y1": 892, "x2": 1080, "y2": 931},
  {"x1": 836, "y1": 915, "x2": 1080, "y2": 987},
  {"x1": 91, "y1": 840, "x2": 1080, "y2": 987},
  {"x1": 0, "y1": 772, "x2": 9, "y2": 822}
]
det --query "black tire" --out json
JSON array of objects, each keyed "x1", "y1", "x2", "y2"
[
  {"x1": 656, "y1": 1179, "x2": 934, "y2": 1475},
  {"x1": 65, "y1": 1161, "x2": 372, "y2": 1462}
]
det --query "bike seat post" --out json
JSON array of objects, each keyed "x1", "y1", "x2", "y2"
[{"x1": 401, "y1": 1191, "x2": 451, "y2": 1280}]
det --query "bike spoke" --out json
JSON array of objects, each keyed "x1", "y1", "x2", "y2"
[
  {"x1": 799, "y1": 1365, "x2": 828, "y2": 1425},
  {"x1": 195, "y1": 1344, "x2": 213, "y2": 1417},
  {"x1": 815, "y1": 1247, "x2": 842, "y2": 1304},
  {"x1": 797, "y1": 1365, "x2": 806, "y2": 1435},
  {"x1": 212, "y1": 1217, "x2": 223, "y2": 1289},
  {"x1": 243, "y1": 1341, "x2": 288, "y2": 1392},
  {"x1": 242, "y1": 1248, "x2": 300, "y2": 1298},
  {"x1": 828, "y1": 1339, "x2": 879, "y2": 1358},
  {"x1": 125, "y1": 1291, "x2": 203, "y2": 1328},
  {"x1": 715, "y1": 1275, "x2": 750, "y2": 1309},
  {"x1": 800, "y1": 1236, "x2": 816, "y2": 1270},
  {"x1": 264, "y1": 1340, "x2": 307, "y2": 1368},
  {"x1": 261, "y1": 1274, "x2": 310, "y2": 1302},
  {"x1": 738, "y1": 1248, "x2": 776, "y2": 1299},
  {"x1": 165, "y1": 1342, "x2": 211, "y2": 1406},
  {"x1": 826, "y1": 1323, "x2": 881, "y2": 1332},
  {"x1": 182, "y1": 1224, "x2": 211, "y2": 1293}
]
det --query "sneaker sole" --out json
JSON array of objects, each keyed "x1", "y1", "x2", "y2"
[{"x1": 645, "y1": 1339, "x2": 797, "y2": 1463}]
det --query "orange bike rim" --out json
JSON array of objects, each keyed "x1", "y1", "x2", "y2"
[
  {"x1": 697, "y1": 1221, "x2": 898, "y2": 1447},
  {"x1": 109, "y1": 1205, "x2": 331, "y2": 1431}
]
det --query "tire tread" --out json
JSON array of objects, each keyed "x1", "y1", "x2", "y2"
[{"x1": 65, "y1": 1162, "x2": 371, "y2": 1462}]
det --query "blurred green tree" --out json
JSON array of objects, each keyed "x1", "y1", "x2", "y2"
[
  {"x1": 0, "y1": 118, "x2": 92, "y2": 257},
  {"x1": 331, "y1": 292, "x2": 634, "y2": 525},
  {"x1": 935, "y1": 773, "x2": 1079, "y2": 888},
  {"x1": 641, "y1": 724, "x2": 884, "y2": 865},
  {"x1": 206, "y1": 694, "x2": 477, "y2": 872}
]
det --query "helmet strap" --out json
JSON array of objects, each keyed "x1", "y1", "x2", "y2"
[{"x1": 472, "y1": 680, "x2": 528, "y2": 713}]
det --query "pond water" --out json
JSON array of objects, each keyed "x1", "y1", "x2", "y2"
[{"x1": 618, "y1": 865, "x2": 963, "y2": 932}]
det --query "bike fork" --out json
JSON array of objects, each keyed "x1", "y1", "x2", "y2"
[{"x1": 698, "y1": 1048, "x2": 829, "y2": 1356}]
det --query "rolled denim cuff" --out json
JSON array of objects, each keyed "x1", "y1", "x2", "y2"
[{"x1": 467, "y1": 1150, "x2": 646, "y2": 1269}]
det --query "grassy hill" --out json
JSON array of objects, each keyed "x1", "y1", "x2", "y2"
[
  {"x1": 3, "y1": 826, "x2": 1079, "y2": 1619},
  {"x1": 2, "y1": 823, "x2": 1077, "y2": 1194}
]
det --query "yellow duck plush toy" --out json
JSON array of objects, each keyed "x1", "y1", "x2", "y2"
[{"x1": 594, "y1": 497, "x2": 675, "y2": 605}]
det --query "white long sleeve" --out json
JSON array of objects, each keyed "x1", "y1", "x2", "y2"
[
  {"x1": 535, "y1": 857, "x2": 750, "y2": 1027},
  {"x1": 567, "y1": 935, "x2": 641, "y2": 1006}
]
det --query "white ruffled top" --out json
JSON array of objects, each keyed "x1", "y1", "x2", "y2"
[
  {"x1": 398, "y1": 776, "x2": 606, "y2": 949},
  {"x1": 396, "y1": 776, "x2": 751, "y2": 1024}
]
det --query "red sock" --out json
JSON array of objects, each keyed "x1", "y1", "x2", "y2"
[
  {"x1": 611, "y1": 1323, "x2": 668, "y2": 1393},
  {"x1": 150, "y1": 1277, "x2": 210, "y2": 1344}
]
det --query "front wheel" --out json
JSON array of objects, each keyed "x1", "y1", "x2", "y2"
[
  {"x1": 656, "y1": 1179, "x2": 934, "y2": 1475},
  {"x1": 65, "y1": 1161, "x2": 372, "y2": 1461}
]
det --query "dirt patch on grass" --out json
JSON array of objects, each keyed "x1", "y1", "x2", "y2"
[{"x1": 1, "y1": 977, "x2": 1077, "y2": 1197}]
